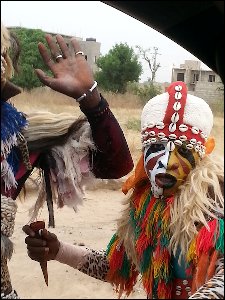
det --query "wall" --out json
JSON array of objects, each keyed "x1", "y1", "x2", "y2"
[
  {"x1": 79, "y1": 39, "x2": 101, "y2": 73},
  {"x1": 171, "y1": 60, "x2": 224, "y2": 102}
]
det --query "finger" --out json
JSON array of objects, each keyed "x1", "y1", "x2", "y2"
[
  {"x1": 56, "y1": 35, "x2": 70, "y2": 58},
  {"x1": 38, "y1": 42, "x2": 54, "y2": 68},
  {"x1": 35, "y1": 69, "x2": 56, "y2": 88},
  {"x1": 25, "y1": 236, "x2": 47, "y2": 247},
  {"x1": 28, "y1": 247, "x2": 49, "y2": 261},
  {"x1": 28, "y1": 252, "x2": 42, "y2": 262},
  {"x1": 70, "y1": 38, "x2": 83, "y2": 57},
  {"x1": 27, "y1": 245, "x2": 48, "y2": 254},
  {"x1": 22, "y1": 225, "x2": 35, "y2": 237},
  {"x1": 45, "y1": 34, "x2": 62, "y2": 60},
  {"x1": 41, "y1": 228, "x2": 58, "y2": 241}
]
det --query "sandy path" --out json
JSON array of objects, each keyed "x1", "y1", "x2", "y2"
[{"x1": 9, "y1": 186, "x2": 146, "y2": 299}]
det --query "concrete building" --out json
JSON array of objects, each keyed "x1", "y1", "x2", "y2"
[
  {"x1": 171, "y1": 60, "x2": 223, "y2": 103},
  {"x1": 78, "y1": 38, "x2": 101, "y2": 73}
]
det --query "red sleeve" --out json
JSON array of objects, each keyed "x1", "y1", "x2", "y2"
[{"x1": 81, "y1": 95, "x2": 134, "y2": 179}]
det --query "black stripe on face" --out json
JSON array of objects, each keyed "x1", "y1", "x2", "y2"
[
  {"x1": 177, "y1": 145, "x2": 196, "y2": 168},
  {"x1": 145, "y1": 144, "x2": 165, "y2": 157}
]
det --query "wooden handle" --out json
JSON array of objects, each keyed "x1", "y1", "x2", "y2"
[
  {"x1": 30, "y1": 221, "x2": 45, "y2": 233},
  {"x1": 29, "y1": 221, "x2": 48, "y2": 286}
]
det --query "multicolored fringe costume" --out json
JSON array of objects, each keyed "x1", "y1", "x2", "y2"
[
  {"x1": 53, "y1": 151, "x2": 224, "y2": 299},
  {"x1": 1, "y1": 101, "x2": 30, "y2": 299},
  {"x1": 55, "y1": 159, "x2": 223, "y2": 299},
  {"x1": 105, "y1": 181, "x2": 224, "y2": 299},
  {"x1": 1, "y1": 101, "x2": 30, "y2": 192}
]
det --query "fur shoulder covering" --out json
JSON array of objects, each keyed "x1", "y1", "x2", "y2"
[{"x1": 27, "y1": 112, "x2": 97, "y2": 221}]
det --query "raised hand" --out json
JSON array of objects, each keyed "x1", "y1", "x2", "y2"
[{"x1": 35, "y1": 34, "x2": 99, "y2": 107}]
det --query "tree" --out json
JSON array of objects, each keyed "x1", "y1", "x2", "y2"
[
  {"x1": 10, "y1": 27, "x2": 49, "y2": 90},
  {"x1": 95, "y1": 43, "x2": 142, "y2": 93},
  {"x1": 136, "y1": 46, "x2": 161, "y2": 83}
]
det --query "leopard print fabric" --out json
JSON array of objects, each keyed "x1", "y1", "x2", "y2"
[
  {"x1": 1, "y1": 257, "x2": 12, "y2": 295},
  {"x1": 77, "y1": 248, "x2": 109, "y2": 281},
  {"x1": 77, "y1": 249, "x2": 224, "y2": 299},
  {"x1": 189, "y1": 258, "x2": 224, "y2": 299},
  {"x1": 17, "y1": 132, "x2": 32, "y2": 171}
]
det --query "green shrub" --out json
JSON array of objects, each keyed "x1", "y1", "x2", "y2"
[
  {"x1": 127, "y1": 81, "x2": 162, "y2": 105},
  {"x1": 126, "y1": 118, "x2": 141, "y2": 131}
]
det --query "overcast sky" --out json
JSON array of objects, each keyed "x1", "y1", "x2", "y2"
[{"x1": 2, "y1": 1, "x2": 210, "y2": 83}]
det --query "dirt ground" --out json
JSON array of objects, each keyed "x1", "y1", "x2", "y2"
[{"x1": 9, "y1": 180, "x2": 146, "y2": 299}]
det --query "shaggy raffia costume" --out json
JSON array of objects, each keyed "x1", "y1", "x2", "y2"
[
  {"x1": 105, "y1": 82, "x2": 224, "y2": 298},
  {"x1": 52, "y1": 81, "x2": 224, "y2": 299},
  {"x1": 1, "y1": 24, "x2": 133, "y2": 298}
]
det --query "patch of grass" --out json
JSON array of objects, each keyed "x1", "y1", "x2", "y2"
[
  {"x1": 126, "y1": 118, "x2": 141, "y2": 131},
  {"x1": 210, "y1": 99, "x2": 224, "y2": 118}
]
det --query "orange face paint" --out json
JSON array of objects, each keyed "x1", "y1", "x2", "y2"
[{"x1": 163, "y1": 145, "x2": 200, "y2": 196}]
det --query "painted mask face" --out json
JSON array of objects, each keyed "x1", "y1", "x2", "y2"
[{"x1": 144, "y1": 143, "x2": 200, "y2": 198}]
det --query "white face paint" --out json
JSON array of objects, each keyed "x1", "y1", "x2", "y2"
[{"x1": 144, "y1": 143, "x2": 170, "y2": 198}]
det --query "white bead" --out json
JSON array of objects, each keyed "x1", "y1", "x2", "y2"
[
  {"x1": 191, "y1": 126, "x2": 199, "y2": 134},
  {"x1": 147, "y1": 122, "x2": 155, "y2": 128},
  {"x1": 188, "y1": 292, "x2": 192, "y2": 296},
  {"x1": 197, "y1": 141, "x2": 202, "y2": 145},
  {"x1": 179, "y1": 124, "x2": 188, "y2": 132},
  {"x1": 158, "y1": 132, "x2": 165, "y2": 138},
  {"x1": 160, "y1": 137, "x2": 168, "y2": 143},
  {"x1": 167, "y1": 141, "x2": 175, "y2": 151},
  {"x1": 173, "y1": 101, "x2": 181, "y2": 111},
  {"x1": 194, "y1": 145, "x2": 200, "y2": 152},
  {"x1": 186, "y1": 144, "x2": 194, "y2": 150},
  {"x1": 176, "y1": 286, "x2": 182, "y2": 290},
  {"x1": 179, "y1": 135, "x2": 187, "y2": 141},
  {"x1": 169, "y1": 122, "x2": 176, "y2": 132},
  {"x1": 169, "y1": 134, "x2": 177, "y2": 140},
  {"x1": 200, "y1": 132, "x2": 205, "y2": 139},
  {"x1": 156, "y1": 121, "x2": 165, "y2": 129},
  {"x1": 175, "y1": 91, "x2": 182, "y2": 100},
  {"x1": 174, "y1": 139, "x2": 182, "y2": 146},
  {"x1": 151, "y1": 138, "x2": 157, "y2": 143},
  {"x1": 183, "y1": 280, "x2": 188, "y2": 285},
  {"x1": 171, "y1": 112, "x2": 179, "y2": 123},
  {"x1": 185, "y1": 287, "x2": 191, "y2": 291},
  {"x1": 149, "y1": 131, "x2": 155, "y2": 136},
  {"x1": 175, "y1": 291, "x2": 181, "y2": 296},
  {"x1": 190, "y1": 138, "x2": 197, "y2": 145},
  {"x1": 175, "y1": 85, "x2": 182, "y2": 91}
]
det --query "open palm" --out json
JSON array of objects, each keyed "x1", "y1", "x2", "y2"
[{"x1": 35, "y1": 34, "x2": 94, "y2": 100}]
